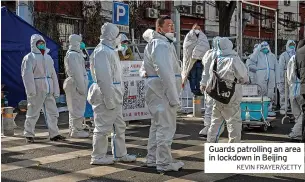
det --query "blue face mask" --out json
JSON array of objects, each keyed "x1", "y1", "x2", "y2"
[
  {"x1": 80, "y1": 42, "x2": 86, "y2": 50},
  {"x1": 261, "y1": 48, "x2": 269, "y2": 54},
  {"x1": 37, "y1": 44, "x2": 46, "y2": 50},
  {"x1": 289, "y1": 45, "x2": 295, "y2": 50}
]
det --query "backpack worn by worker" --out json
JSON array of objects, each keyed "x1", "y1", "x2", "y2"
[{"x1": 206, "y1": 58, "x2": 237, "y2": 104}]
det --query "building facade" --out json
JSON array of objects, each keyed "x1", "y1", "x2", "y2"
[
  {"x1": 243, "y1": 0, "x2": 278, "y2": 39},
  {"x1": 128, "y1": 1, "x2": 206, "y2": 41},
  {"x1": 299, "y1": 1, "x2": 305, "y2": 40},
  {"x1": 278, "y1": 0, "x2": 300, "y2": 40}
]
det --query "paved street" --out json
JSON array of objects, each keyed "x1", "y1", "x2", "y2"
[{"x1": 1, "y1": 112, "x2": 305, "y2": 182}]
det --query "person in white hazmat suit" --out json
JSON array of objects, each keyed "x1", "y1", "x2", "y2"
[
  {"x1": 87, "y1": 23, "x2": 136, "y2": 165},
  {"x1": 247, "y1": 41, "x2": 280, "y2": 117},
  {"x1": 278, "y1": 40, "x2": 296, "y2": 115},
  {"x1": 287, "y1": 56, "x2": 304, "y2": 139},
  {"x1": 21, "y1": 34, "x2": 66, "y2": 143},
  {"x1": 182, "y1": 24, "x2": 210, "y2": 95},
  {"x1": 199, "y1": 36, "x2": 224, "y2": 137},
  {"x1": 206, "y1": 37, "x2": 249, "y2": 143},
  {"x1": 63, "y1": 34, "x2": 89, "y2": 138},
  {"x1": 245, "y1": 44, "x2": 260, "y2": 83},
  {"x1": 141, "y1": 16, "x2": 184, "y2": 172}
]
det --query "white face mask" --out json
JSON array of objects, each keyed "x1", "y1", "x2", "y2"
[
  {"x1": 165, "y1": 32, "x2": 175, "y2": 41},
  {"x1": 194, "y1": 30, "x2": 200, "y2": 34}
]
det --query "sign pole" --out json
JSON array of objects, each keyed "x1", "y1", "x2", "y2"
[
  {"x1": 174, "y1": 7, "x2": 181, "y2": 60},
  {"x1": 131, "y1": 28, "x2": 135, "y2": 53}
]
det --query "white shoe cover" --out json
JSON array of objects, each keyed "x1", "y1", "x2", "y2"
[
  {"x1": 90, "y1": 156, "x2": 114, "y2": 165},
  {"x1": 70, "y1": 130, "x2": 89, "y2": 138},
  {"x1": 201, "y1": 124, "x2": 225, "y2": 136},
  {"x1": 288, "y1": 132, "x2": 302, "y2": 139},
  {"x1": 157, "y1": 161, "x2": 184, "y2": 172},
  {"x1": 199, "y1": 126, "x2": 209, "y2": 136},
  {"x1": 115, "y1": 154, "x2": 136, "y2": 163}
]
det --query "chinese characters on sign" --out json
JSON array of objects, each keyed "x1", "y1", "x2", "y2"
[{"x1": 121, "y1": 61, "x2": 152, "y2": 121}]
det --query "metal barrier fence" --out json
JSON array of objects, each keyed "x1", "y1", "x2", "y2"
[
  {"x1": 64, "y1": 36, "x2": 289, "y2": 115},
  {"x1": 179, "y1": 81, "x2": 205, "y2": 115}
]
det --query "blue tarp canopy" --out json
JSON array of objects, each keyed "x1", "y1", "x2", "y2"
[{"x1": 1, "y1": 6, "x2": 60, "y2": 107}]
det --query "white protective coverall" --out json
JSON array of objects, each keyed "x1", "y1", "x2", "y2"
[
  {"x1": 63, "y1": 34, "x2": 89, "y2": 138},
  {"x1": 278, "y1": 40, "x2": 296, "y2": 113},
  {"x1": 246, "y1": 44, "x2": 260, "y2": 84},
  {"x1": 22, "y1": 34, "x2": 61, "y2": 139},
  {"x1": 206, "y1": 37, "x2": 249, "y2": 143},
  {"x1": 199, "y1": 36, "x2": 224, "y2": 136},
  {"x1": 142, "y1": 29, "x2": 184, "y2": 172},
  {"x1": 247, "y1": 41, "x2": 280, "y2": 116},
  {"x1": 287, "y1": 55, "x2": 304, "y2": 138},
  {"x1": 87, "y1": 23, "x2": 136, "y2": 165},
  {"x1": 182, "y1": 29, "x2": 210, "y2": 86}
]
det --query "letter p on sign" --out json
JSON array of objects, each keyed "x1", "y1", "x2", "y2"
[
  {"x1": 112, "y1": 2, "x2": 129, "y2": 26},
  {"x1": 117, "y1": 5, "x2": 125, "y2": 22}
]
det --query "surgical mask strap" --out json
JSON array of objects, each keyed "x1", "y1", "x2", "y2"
[
  {"x1": 158, "y1": 28, "x2": 166, "y2": 36},
  {"x1": 159, "y1": 29, "x2": 171, "y2": 39}
]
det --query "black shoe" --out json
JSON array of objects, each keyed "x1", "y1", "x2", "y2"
[
  {"x1": 50, "y1": 135, "x2": 66, "y2": 141},
  {"x1": 25, "y1": 137, "x2": 34, "y2": 143}
]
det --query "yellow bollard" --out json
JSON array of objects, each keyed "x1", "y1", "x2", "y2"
[{"x1": 193, "y1": 96, "x2": 203, "y2": 118}]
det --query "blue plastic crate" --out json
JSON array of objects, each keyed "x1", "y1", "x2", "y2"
[{"x1": 240, "y1": 97, "x2": 270, "y2": 121}]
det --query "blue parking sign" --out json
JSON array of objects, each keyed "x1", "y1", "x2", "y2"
[{"x1": 113, "y1": 2, "x2": 129, "y2": 26}]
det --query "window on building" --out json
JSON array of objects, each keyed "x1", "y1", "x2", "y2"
[
  {"x1": 153, "y1": 0, "x2": 165, "y2": 10},
  {"x1": 246, "y1": 5, "x2": 255, "y2": 25},
  {"x1": 262, "y1": 9, "x2": 269, "y2": 28},
  {"x1": 57, "y1": 23, "x2": 75, "y2": 50},
  {"x1": 215, "y1": 9, "x2": 219, "y2": 20},
  {"x1": 284, "y1": 0, "x2": 291, "y2": 6},
  {"x1": 136, "y1": 0, "x2": 143, "y2": 8},
  {"x1": 284, "y1": 12, "x2": 293, "y2": 27}
]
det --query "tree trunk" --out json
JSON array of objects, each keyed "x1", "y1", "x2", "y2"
[
  {"x1": 216, "y1": 1, "x2": 236, "y2": 37},
  {"x1": 219, "y1": 13, "x2": 231, "y2": 37}
]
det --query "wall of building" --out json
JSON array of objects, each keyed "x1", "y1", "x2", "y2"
[
  {"x1": 35, "y1": 1, "x2": 82, "y2": 17},
  {"x1": 278, "y1": 0, "x2": 299, "y2": 40},
  {"x1": 243, "y1": 0, "x2": 277, "y2": 39},
  {"x1": 128, "y1": 1, "x2": 206, "y2": 41}
]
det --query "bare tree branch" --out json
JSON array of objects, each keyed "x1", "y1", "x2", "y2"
[
  {"x1": 215, "y1": 1, "x2": 220, "y2": 10},
  {"x1": 214, "y1": 1, "x2": 237, "y2": 36},
  {"x1": 228, "y1": 1, "x2": 237, "y2": 18}
]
